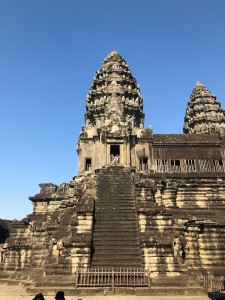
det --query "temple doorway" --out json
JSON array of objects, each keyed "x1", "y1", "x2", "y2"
[
  {"x1": 110, "y1": 145, "x2": 120, "y2": 164},
  {"x1": 110, "y1": 145, "x2": 120, "y2": 156}
]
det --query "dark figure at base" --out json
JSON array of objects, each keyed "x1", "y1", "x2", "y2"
[
  {"x1": 55, "y1": 291, "x2": 65, "y2": 300},
  {"x1": 33, "y1": 293, "x2": 45, "y2": 300},
  {"x1": 208, "y1": 291, "x2": 225, "y2": 300}
]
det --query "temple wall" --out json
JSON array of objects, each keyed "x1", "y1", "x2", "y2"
[
  {"x1": 78, "y1": 140, "x2": 114, "y2": 174},
  {"x1": 33, "y1": 201, "x2": 49, "y2": 213},
  {"x1": 198, "y1": 226, "x2": 225, "y2": 272},
  {"x1": 78, "y1": 141, "x2": 95, "y2": 174},
  {"x1": 94, "y1": 140, "x2": 106, "y2": 168},
  {"x1": 134, "y1": 175, "x2": 225, "y2": 276},
  {"x1": 132, "y1": 142, "x2": 151, "y2": 170}
]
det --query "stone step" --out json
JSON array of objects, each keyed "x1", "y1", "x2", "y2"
[
  {"x1": 0, "y1": 278, "x2": 33, "y2": 286},
  {"x1": 32, "y1": 280, "x2": 77, "y2": 288},
  {"x1": 94, "y1": 219, "x2": 138, "y2": 224},
  {"x1": 93, "y1": 226, "x2": 138, "y2": 232},
  {"x1": 93, "y1": 231, "x2": 139, "y2": 238},
  {"x1": 95, "y1": 208, "x2": 136, "y2": 213},
  {"x1": 97, "y1": 176, "x2": 132, "y2": 179},
  {"x1": 95, "y1": 218, "x2": 138, "y2": 223},
  {"x1": 91, "y1": 260, "x2": 143, "y2": 267},
  {"x1": 95, "y1": 210, "x2": 137, "y2": 215},
  {"x1": 95, "y1": 207, "x2": 136, "y2": 211},
  {"x1": 93, "y1": 227, "x2": 139, "y2": 232},
  {"x1": 0, "y1": 270, "x2": 14, "y2": 279},
  {"x1": 20, "y1": 280, "x2": 34, "y2": 287},
  {"x1": 95, "y1": 200, "x2": 136, "y2": 204},
  {"x1": 94, "y1": 229, "x2": 139, "y2": 236},
  {"x1": 100, "y1": 182, "x2": 134, "y2": 186},
  {"x1": 95, "y1": 204, "x2": 136, "y2": 209},
  {"x1": 98, "y1": 188, "x2": 133, "y2": 191},
  {"x1": 96, "y1": 198, "x2": 135, "y2": 203},
  {"x1": 91, "y1": 258, "x2": 143, "y2": 264},
  {"x1": 92, "y1": 240, "x2": 141, "y2": 247},
  {"x1": 94, "y1": 218, "x2": 138, "y2": 223},
  {"x1": 93, "y1": 238, "x2": 140, "y2": 243},
  {"x1": 94, "y1": 218, "x2": 138, "y2": 224},
  {"x1": 92, "y1": 247, "x2": 141, "y2": 253},
  {"x1": 45, "y1": 269, "x2": 73, "y2": 275},
  {"x1": 98, "y1": 180, "x2": 133, "y2": 183},
  {"x1": 97, "y1": 193, "x2": 134, "y2": 197},
  {"x1": 93, "y1": 248, "x2": 141, "y2": 254},
  {"x1": 94, "y1": 217, "x2": 138, "y2": 223},
  {"x1": 27, "y1": 286, "x2": 207, "y2": 296},
  {"x1": 93, "y1": 229, "x2": 139, "y2": 238},
  {"x1": 91, "y1": 253, "x2": 142, "y2": 259}
]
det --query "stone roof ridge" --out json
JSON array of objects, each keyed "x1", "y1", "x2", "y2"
[{"x1": 153, "y1": 133, "x2": 221, "y2": 144}]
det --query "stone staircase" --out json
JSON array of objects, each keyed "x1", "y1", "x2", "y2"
[{"x1": 91, "y1": 166, "x2": 143, "y2": 268}]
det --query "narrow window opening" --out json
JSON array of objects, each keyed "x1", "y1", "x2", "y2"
[
  {"x1": 86, "y1": 158, "x2": 92, "y2": 171},
  {"x1": 171, "y1": 159, "x2": 181, "y2": 172},
  {"x1": 155, "y1": 159, "x2": 168, "y2": 172},
  {"x1": 140, "y1": 158, "x2": 148, "y2": 170},
  {"x1": 213, "y1": 159, "x2": 224, "y2": 172},
  {"x1": 185, "y1": 159, "x2": 196, "y2": 171}
]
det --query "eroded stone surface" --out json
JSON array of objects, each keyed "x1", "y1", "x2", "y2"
[
  {"x1": 0, "y1": 51, "x2": 225, "y2": 293},
  {"x1": 184, "y1": 81, "x2": 225, "y2": 135}
]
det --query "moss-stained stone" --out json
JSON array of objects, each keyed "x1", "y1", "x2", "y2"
[{"x1": 0, "y1": 51, "x2": 225, "y2": 292}]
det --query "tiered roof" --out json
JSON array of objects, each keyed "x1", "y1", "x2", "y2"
[
  {"x1": 85, "y1": 50, "x2": 144, "y2": 137},
  {"x1": 183, "y1": 81, "x2": 225, "y2": 135}
]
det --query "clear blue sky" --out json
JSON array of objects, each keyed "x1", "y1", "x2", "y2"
[{"x1": 1, "y1": 0, "x2": 225, "y2": 220}]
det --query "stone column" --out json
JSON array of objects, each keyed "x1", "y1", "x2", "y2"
[{"x1": 127, "y1": 139, "x2": 131, "y2": 166}]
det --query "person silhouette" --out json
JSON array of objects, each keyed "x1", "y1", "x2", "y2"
[
  {"x1": 33, "y1": 293, "x2": 45, "y2": 300},
  {"x1": 54, "y1": 291, "x2": 65, "y2": 300}
]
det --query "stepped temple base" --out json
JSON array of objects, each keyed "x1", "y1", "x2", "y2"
[{"x1": 1, "y1": 166, "x2": 225, "y2": 295}]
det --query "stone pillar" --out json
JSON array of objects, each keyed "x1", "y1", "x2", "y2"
[
  {"x1": 123, "y1": 140, "x2": 126, "y2": 165},
  {"x1": 127, "y1": 140, "x2": 131, "y2": 166}
]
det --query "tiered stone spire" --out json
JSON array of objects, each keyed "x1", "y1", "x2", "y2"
[
  {"x1": 84, "y1": 50, "x2": 144, "y2": 138},
  {"x1": 183, "y1": 81, "x2": 225, "y2": 135}
]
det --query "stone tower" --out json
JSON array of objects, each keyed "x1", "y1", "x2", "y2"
[
  {"x1": 184, "y1": 81, "x2": 225, "y2": 135},
  {"x1": 77, "y1": 50, "x2": 145, "y2": 174}
]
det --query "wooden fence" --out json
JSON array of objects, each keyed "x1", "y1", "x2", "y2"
[
  {"x1": 203, "y1": 275, "x2": 225, "y2": 292},
  {"x1": 75, "y1": 268, "x2": 150, "y2": 290}
]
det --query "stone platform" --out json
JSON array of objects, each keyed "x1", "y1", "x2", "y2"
[{"x1": 0, "y1": 283, "x2": 209, "y2": 300}]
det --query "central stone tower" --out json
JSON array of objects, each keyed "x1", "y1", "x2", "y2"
[{"x1": 77, "y1": 50, "x2": 145, "y2": 174}]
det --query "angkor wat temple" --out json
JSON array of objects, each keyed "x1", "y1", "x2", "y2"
[{"x1": 1, "y1": 51, "x2": 225, "y2": 295}]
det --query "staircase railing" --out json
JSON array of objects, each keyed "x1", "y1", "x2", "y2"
[
  {"x1": 203, "y1": 274, "x2": 225, "y2": 292},
  {"x1": 75, "y1": 268, "x2": 150, "y2": 291}
]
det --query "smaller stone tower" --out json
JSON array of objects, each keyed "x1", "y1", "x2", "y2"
[
  {"x1": 76, "y1": 50, "x2": 145, "y2": 174},
  {"x1": 183, "y1": 81, "x2": 225, "y2": 135}
]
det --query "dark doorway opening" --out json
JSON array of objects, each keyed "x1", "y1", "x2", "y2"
[
  {"x1": 85, "y1": 158, "x2": 92, "y2": 171},
  {"x1": 110, "y1": 145, "x2": 120, "y2": 156},
  {"x1": 110, "y1": 145, "x2": 120, "y2": 164},
  {"x1": 139, "y1": 157, "x2": 148, "y2": 170}
]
